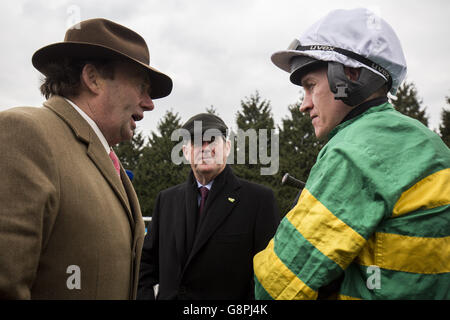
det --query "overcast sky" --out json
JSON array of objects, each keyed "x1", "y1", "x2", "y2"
[{"x1": 1, "y1": 0, "x2": 449, "y2": 138}]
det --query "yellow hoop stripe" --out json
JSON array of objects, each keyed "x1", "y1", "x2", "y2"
[
  {"x1": 286, "y1": 189, "x2": 366, "y2": 269},
  {"x1": 393, "y1": 168, "x2": 450, "y2": 217},
  {"x1": 356, "y1": 232, "x2": 450, "y2": 274},
  {"x1": 253, "y1": 240, "x2": 318, "y2": 300}
]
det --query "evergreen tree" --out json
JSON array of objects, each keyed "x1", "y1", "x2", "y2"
[
  {"x1": 235, "y1": 91, "x2": 274, "y2": 131},
  {"x1": 231, "y1": 91, "x2": 277, "y2": 189},
  {"x1": 206, "y1": 105, "x2": 219, "y2": 115},
  {"x1": 277, "y1": 98, "x2": 325, "y2": 215},
  {"x1": 113, "y1": 130, "x2": 145, "y2": 170},
  {"x1": 391, "y1": 81, "x2": 429, "y2": 127},
  {"x1": 439, "y1": 96, "x2": 450, "y2": 148},
  {"x1": 133, "y1": 110, "x2": 190, "y2": 217}
]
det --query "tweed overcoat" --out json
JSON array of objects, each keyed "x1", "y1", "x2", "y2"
[{"x1": 0, "y1": 96, "x2": 145, "y2": 299}]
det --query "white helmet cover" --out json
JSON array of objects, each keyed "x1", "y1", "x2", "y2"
[{"x1": 271, "y1": 8, "x2": 407, "y2": 94}]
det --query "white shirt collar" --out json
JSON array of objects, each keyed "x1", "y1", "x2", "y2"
[
  {"x1": 196, "y1": 180, "x2": 213, "y2": 190},
  {"x1": 64, "y1": 98, "x2": 110, "y2": 154}
]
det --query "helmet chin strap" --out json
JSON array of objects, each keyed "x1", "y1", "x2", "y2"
[{"x1": 327, "y1": 62, "x2": 387, "y2": 107}]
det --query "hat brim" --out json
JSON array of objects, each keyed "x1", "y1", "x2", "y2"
[
  {"x1": 182, "y1": 113, "x2": 228, "y2": 139},
  {"x1": 271, "y1": 50, "x2": 312, "y2": 73},
  {"x1": 32, "y1": 42, "x2": 173, "y2": 99},
  {"x1": 271, "y1": 50, "x2": 325, "y2": 85}
]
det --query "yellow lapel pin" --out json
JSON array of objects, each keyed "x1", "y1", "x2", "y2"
[{"x1": 228, "y1": 197, "x2": 235, "y2": 203}]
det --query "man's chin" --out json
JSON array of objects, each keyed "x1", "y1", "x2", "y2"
[
  {"x1": 118, "y1": 127, "x2": 135, "y2": 143},
  {"x1": 194, "y1": 158, "x2": 220, "y2": 166},
  {"x1": 195, "y1": 162, "x2": 227, "y2": 174},
  {"x1": 195, "y1": 163, "x2": 216, "y2": 172},
  {"x1": 192, "y1": 163, "x2": 227, "y2": 183}
]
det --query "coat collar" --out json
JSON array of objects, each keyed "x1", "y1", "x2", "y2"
[
  {"x1": 329, "y1": 100, "x2": 392, "y2": 139},
  {"x1": 43, "y1": 96, "x2": 135, "y2": 229}
]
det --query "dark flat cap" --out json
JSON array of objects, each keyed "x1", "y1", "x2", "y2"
[{"x1": 182, "y1": 113, "x2": 228, "y2": 138}]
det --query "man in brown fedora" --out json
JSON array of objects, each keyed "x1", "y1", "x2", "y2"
[{"x1": 0, "y1": 18, "x2": 172, "y2": 299}]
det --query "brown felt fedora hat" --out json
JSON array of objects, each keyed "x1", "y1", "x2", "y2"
[{"x1": 32, "y1": 18, "x2": 172, "y2": 99}]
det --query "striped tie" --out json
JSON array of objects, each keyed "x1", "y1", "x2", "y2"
[
  {"x1": 109, "y1": 149, "x2": 121, "y2": 176},
  {"x1": 198, "y1": 186, "x2": 209, "y2": 215}
]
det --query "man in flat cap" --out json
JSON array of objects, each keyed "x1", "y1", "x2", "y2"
[
  {"x1": 138, "y1": 113, "x2": 280, "y2": 300},
  {"x1": 0, "y1": 18, "x2": 172, "y2": 299}
]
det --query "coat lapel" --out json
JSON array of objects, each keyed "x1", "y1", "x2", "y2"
[
  {"x1": 121, "y1": 168, "x2": 140, "y2": 223},
  {"x1": 43, "y1": 96, "x2": 134, "y2": 229},
  {"x1": 174, "y1": 190, "x2": 187, "y2": 269},
  {"x1": 86, "y1": 141, "x2": 134, "y2": 225},
  {"x1": 184, "y1": 166, "x2": 240, "y2": 269},
  {"x1": 178, "y1": 173, "x2": 198, "y2": 269}
]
